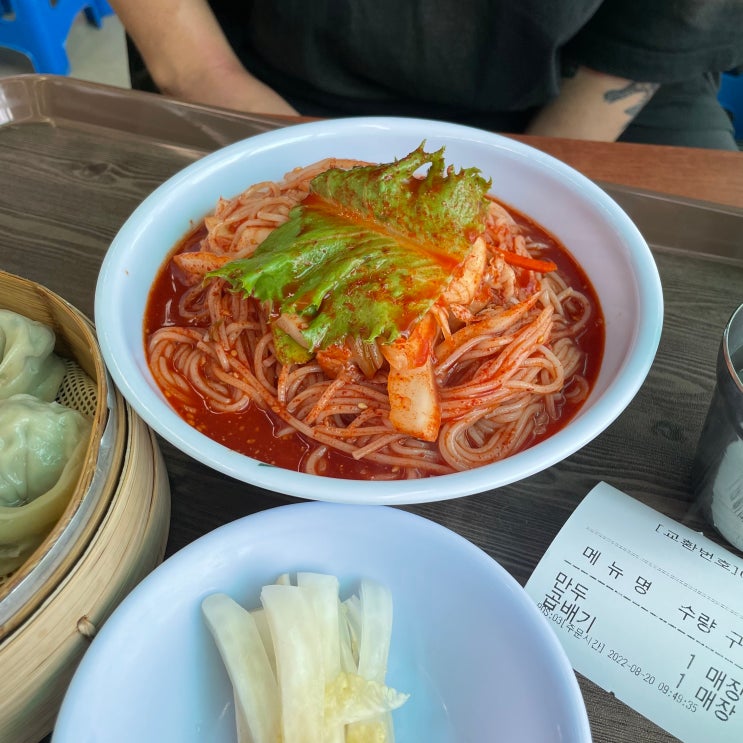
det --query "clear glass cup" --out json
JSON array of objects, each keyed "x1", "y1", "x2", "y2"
[{"x1": 691, "y1": 302, "x2": 743, "y2": 550}]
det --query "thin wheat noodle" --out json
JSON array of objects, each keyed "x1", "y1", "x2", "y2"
[{"x1": 146, "y1": 158, "x2": 597, "y2": 477}]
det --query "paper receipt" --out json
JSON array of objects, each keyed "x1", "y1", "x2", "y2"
[{"x1": 525, "y1": 482, "x2": 743, "y2": 742}]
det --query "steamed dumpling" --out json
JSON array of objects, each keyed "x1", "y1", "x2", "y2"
[
  {"x1": 0, "y1": 393, "x2": 90, "y2": 506},
  {"x1": 0, "y1": 394, "x2": 91, "y2": 575},
  {"x1": 0, "y1": 309, "x2": 66, "y2": 402}
]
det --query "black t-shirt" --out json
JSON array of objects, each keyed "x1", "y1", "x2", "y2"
[
  {"x1": 128, "y1": 0, "x2": 743, "y2": 147},
  {"x1": 220, "y1": 0, "x2": 599, "y2": 117}
]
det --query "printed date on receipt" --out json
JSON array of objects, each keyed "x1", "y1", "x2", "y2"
[{"x1": 525, "y1": 482, "x2": 743, "y2": 743}]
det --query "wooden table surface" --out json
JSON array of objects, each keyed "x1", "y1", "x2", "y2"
[
  {"x1": 2, "y1": 76, "x2": 742, "y2": 743},
  {"x1": 512, "y1": 134, "x2": 743, "y2": 210}
]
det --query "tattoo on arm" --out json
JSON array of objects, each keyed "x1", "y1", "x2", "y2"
[{"x1": 604, "y1": 82, "x2": 659, "y2": 117}]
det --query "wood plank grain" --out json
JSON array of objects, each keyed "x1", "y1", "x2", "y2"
[{"x1": 511, "y1": 134, "x2": 743, "y2": 210}]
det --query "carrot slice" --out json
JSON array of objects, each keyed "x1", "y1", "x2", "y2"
[{"x1": 498, "y1": 250, "x2": 557, "y2": 273}]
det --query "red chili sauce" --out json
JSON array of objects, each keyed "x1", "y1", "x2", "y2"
[{"x1": 144, "y1": 206, "x2": 605, "y2": 479}]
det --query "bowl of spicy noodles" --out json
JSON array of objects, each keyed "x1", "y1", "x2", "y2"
[{"x1": 95, "y1": 117, "x2": 663, "y2": 505}]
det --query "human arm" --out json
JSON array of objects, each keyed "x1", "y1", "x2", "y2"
[
  {"x1": 526, "y1": 66, "x2": 658, "y2": 142},
  {"x1": 108, "y1": 0, "x2": 298, "y2": 115}
]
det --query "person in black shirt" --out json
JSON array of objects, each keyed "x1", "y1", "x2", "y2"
[{"x1": 110, "y1": 0, "x2": 743, "y2": 149}]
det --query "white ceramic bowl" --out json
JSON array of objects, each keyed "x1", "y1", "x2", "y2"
[
  {"x1": 95, "y1": 117, "x2": 663, "y2": 504},
  {"x1": 53, "y1": 503, "x2": 592, "y2": 743}
]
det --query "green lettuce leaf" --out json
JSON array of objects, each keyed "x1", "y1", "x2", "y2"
[{"x1": 209, "y1": 144, "x2": 490, "y2": 360}]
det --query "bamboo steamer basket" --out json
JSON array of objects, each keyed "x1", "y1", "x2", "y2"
[{"x1": 0, "y1": 271, "x2": 171, "y2": 743}]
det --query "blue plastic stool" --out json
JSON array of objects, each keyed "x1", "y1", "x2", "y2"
[
  {"x1": 719, "y1": 72, "x2": 743, "y2": 143},
  {"x1": 0, "y1": 0, "x2": 114, "y2": 75}
]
